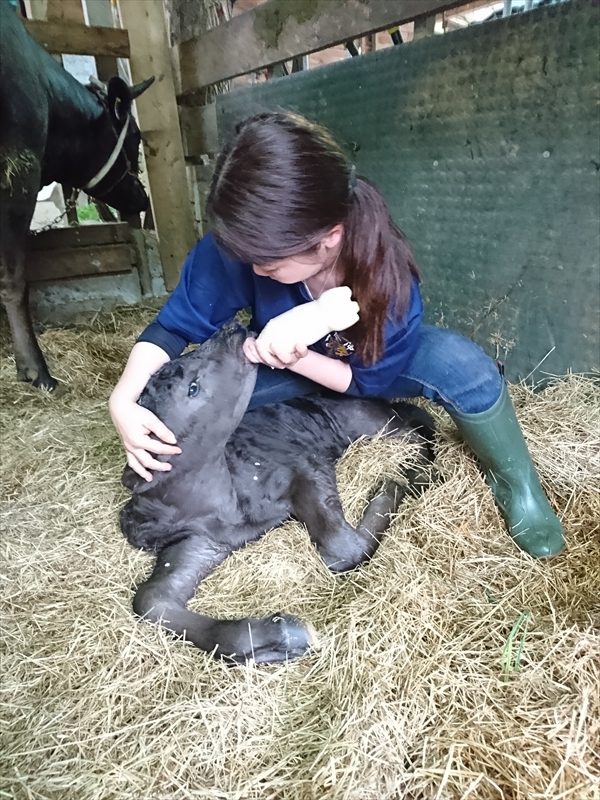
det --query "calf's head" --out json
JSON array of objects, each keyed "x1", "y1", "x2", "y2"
[{"x1": 138, "y1": 326, "x2": 257, "y2": 449}]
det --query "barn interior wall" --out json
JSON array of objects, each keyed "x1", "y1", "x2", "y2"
[
  {"x1": 29, "y1": 231, "x2": 166, "y2": 324},
  {"x1": 216, "y1": 0, "x2": 599, "y2": 382}
]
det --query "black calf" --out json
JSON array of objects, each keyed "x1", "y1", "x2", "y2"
[{"x1": 120, "y1": 327, "x2": 435, "y2": 664}]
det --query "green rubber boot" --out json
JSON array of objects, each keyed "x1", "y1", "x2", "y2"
[{"x1": 450, "y1": 383, "x2": 565, "y2": 558}]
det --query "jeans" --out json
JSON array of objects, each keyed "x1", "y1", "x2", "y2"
[{"x1": 247, "y1": 325, "x2": 503, "y2": 415}]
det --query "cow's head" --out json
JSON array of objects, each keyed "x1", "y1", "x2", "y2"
[{"x1": 85, "y1": 76, "x2": 154, "y2": 215}]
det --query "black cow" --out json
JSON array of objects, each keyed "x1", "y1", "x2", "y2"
[
  {"x1": 0, "y1": 1, "x2": 153, "y2": 389},
  {"x1": 120, "y1": 327, "x2": 435, "y2": 664}
]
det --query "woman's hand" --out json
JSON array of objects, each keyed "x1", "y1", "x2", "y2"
[
  {"x1": 243, "y1": 336, "x2": 308, "y2": 369},
  {"x1": 109, "y1": 396, "x2": 181, "y2": 482}
]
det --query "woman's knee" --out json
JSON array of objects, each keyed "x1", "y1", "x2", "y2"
[{"x1": 405, "y1": 326, "x2": 503, "y2": 414}]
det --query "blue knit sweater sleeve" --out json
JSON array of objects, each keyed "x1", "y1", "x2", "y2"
[
  {"x1": 345, "y1": 279, "x2": 424, "y2": 397},
  {"x1": 137, "y1": 234, "x2": 254, "y2": 357}
]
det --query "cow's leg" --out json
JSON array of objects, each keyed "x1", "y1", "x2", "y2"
[
  {"x1": 133, "y1": 534, "x2": 315, "y2": 664},
  {"x1": 0, "y1": 162, "x2": 57, "y2": 390},
  {"x1": 0, "y1": 263, "x2": 57, "y2": 389},
  {"x1": 292, "y1": 471, "x2": 412, "y2": 572}
]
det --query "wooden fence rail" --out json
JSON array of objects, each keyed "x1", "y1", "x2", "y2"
[
  {"x1": 177, "y1": 0, "x2": 470, "y2": 98},
  {"x1": 23, "y1": 19, "x2": 130, "y2": 56}
]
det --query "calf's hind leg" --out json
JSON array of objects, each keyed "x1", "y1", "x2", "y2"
[
  {"x1": 133, "y1": 534, "x2": 314, "y2": 664},
  {"x1": 292, "y1": 472, "x2": 409, "y2": 573}
]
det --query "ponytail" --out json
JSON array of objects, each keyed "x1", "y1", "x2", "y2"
[{"x1": 341, "y1": 177, "x2": 420, "y2": 365}]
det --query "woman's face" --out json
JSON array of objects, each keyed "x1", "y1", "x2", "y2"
[
  {"x1": 252, "y1": 225, "x2": 343, "y2": 284},
  {"x1": 252, "y1": 252, "x2": 327, "y2": 284}
]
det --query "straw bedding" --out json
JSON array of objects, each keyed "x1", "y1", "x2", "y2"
[{"x1": 1, "y1": 307, "x2": 598, "y2": 800}]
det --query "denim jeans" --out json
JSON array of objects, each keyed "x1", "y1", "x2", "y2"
[{"x1": 247, "y1": 325, "x2": 503, "y2": 415}]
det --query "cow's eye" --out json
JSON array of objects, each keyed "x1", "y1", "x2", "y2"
[{"x1": 188, "y1": 381, "x2": 200, "y2": 398}]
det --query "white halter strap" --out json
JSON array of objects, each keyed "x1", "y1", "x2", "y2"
[{"x1": 84, "y1": 117, "x2": 130, "y2": 191}]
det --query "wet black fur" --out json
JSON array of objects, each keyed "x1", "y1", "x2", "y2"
[{"x1": 120, "y1": 326, "x2": 435, "y2": 664}]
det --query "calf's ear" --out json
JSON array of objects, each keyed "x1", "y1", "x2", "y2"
[{"x1": 107, "y1": 76, "x2": 132, "y2": 126}]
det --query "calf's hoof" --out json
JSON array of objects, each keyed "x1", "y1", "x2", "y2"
[{"x1": 222, "y1": 613, "x2": 318, "y2": 665}]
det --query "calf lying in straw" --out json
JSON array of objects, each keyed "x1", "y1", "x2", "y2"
[{"x1": 120, "y1": 326, "x2": 435, "y2": 664}]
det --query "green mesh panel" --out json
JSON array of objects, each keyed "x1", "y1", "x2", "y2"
[{"x1": 217, "y1": 1, "x2": 600, "y2": 381}]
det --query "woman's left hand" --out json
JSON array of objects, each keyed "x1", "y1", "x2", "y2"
[{"x1": 243, "y1": 336, "x2": 308, "y2": 369}]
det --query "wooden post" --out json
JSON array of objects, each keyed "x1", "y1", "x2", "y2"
[
  {"x1": 413, "y1": 14, "x2": 437, "y2": 40},
  {"x1": 118, "y1": 0, "x2": 196, "y2": 290},
  {"x1": 47, "y1": 0, "x2": 86, "y2": 225},
  {"x1": 84, "y1": 0, "x2": 120, "y2": 82},
  {"x1": 22, "y1": 0, "x2": 47, "y2": 19}
]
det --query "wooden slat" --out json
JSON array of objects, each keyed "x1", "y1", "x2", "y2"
[
  {"x1": 25, "y1": 243, "x2": 136, "y2": 282},
  {"x1": 178, "y1": 0, "x2": 467, "y2": 95},
  {"x1": 118, "y1": 0, "x2": 197, "y2": 291},
  {"x1": 23, "y1": 18, "x2": 130, "y2": 57},
  {"x1": 180, "y1": 103, "x2": 219, "y2": 159},
  {"x1": 27, "y1": 223, "x2": 133, "y2": 251},
  {"x1": 85, "y1": 0, "x2": 121, "y2": 82}
]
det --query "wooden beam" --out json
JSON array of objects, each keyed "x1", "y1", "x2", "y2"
[
  {"x1": 178, "y1": 0, "x2": 467, "y2": 94},
  {"x1": 23, "y1": 18, "x2": 130, "y2": 57},
  {"x1": 118, "y1": 0, "x2": 196, "y2": 291},
  {"x1": 26, "y1": 223, "x2": 137, "y2": 282},
  {"x1": 26, "y1": 243, "x2": 136, "y2": 282},
  {"x1": 27, "y1": 222, "x2": 133, "y2": 250}
]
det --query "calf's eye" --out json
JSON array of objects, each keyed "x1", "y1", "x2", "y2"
[{"x1": 188, "y1": 381, "x2": 200, "y2": 398}]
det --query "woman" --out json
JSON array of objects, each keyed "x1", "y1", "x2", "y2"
[{"x1": 109, "y1": 111, "x2": 564, "y2": 559}]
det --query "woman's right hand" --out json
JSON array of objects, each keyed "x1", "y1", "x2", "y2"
[{"x1": 109, "y1": 396, "x2": 182, "y2": 482}]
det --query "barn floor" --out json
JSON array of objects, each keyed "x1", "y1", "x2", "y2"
[{"x1": 1, "y1": 307, "x2": 598, "y2": 800}]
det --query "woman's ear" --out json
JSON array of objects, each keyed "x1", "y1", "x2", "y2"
[{"x1": 321, "y1": 224, "x2": 344, "y2": 252}]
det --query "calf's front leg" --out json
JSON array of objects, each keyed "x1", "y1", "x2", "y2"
[{"x1": 133, "y1": 534, "x2": 314, "y2": 664}]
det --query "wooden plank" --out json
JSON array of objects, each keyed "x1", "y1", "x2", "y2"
[
  {"x1": 85, "y1": 0, "x2": 121, "y2": 82},
  {"x1": 46, "y1": 0, "x2": 85, "y2": 22},
  {"x1": 23, "y1": 18, "x2": 130, "y2": 57},
  {"x1": 414, "y1": 14, "x2": 438, "y2": 40},
  {"x1": 180, "y1": 103, "x2": 219, "y2": 158},
  {"x1": 25, "y1": 243, "x2": 137, "y2": 282},
  {"x1": 27, "y1": 223, "x2": 133, "y2": 251},
  {"x1": 22, "y1": 0, "x2": 48, "y2": 20},
  {"x1": 178, "y1": 0, "x2": 467, "y2": 94},
  {"x1": 46, "y1": 0, "x2": 85, "y2": 225},
  {"x1": 118, "y1": 0, "x2": 197, "y2": 291}
]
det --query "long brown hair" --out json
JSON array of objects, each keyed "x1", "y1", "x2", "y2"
[{"x1": 207, "y1": 111, "x2": 420, "y2": 365}]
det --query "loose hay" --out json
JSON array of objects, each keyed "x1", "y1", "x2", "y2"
[{"x1": 1, "y1": 308, "x2": 599, "y2": 800}]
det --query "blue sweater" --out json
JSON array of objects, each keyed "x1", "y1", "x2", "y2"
[{"x1": 138, "y1": 233, "x2": 424, "y2": 397}]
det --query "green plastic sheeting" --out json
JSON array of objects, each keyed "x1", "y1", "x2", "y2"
[{"x1": 217, "y1": 1, "x2": 599, "y2": 382}]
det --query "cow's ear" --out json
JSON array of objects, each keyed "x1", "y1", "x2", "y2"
[{"x1": 107, "y1": 77, "x2": 132, "y2": 127}]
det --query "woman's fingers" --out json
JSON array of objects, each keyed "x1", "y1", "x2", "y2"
[
  {"x1": 293, "y1": 343, "x2": 308, "y2": 359},
  {"x1": 243, "y1": 337, "x2": 261, "y2": 363},
  {"x1": 245, "y1": 335, "x2": 307, "y2": 369},
  {"x1": 249, "y1": 337, "x2": 286, "y2": 368},
  {"x1": 126, "y1": 452, "x2": 153, "y2": 482},
  {"x1": 141, "y1": 409, "x2": 179, "y2": 447},
  {"x1": 135, "y1": 433, "x2": 181, "y2": 456},
  {"x1": 127, "y1": 447, "x2": 174, "y2": 482}
]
